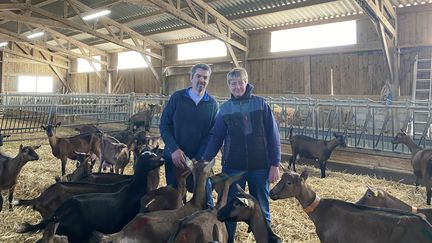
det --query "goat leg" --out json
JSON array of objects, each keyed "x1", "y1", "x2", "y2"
[
  {"x1": 8, "y1": 185, "x2": 15, "y2": 210},
  {"x1": 0, "y1": 194, "x2": 3, "y2": 212},
  {"x1": 61, "y1": 157, "x2": 67, "y2": 176},
  {"x1": 319, "y1": 160, "x2": 326, "y2": 178},
  {"x1": 288, "y1": 154, "x2": 296, "y2": 171},
  {"x1": 428, "y1": 188, "x2": 431, "y2": 205},
  {"x1": 416, "y1": 179, "x2": 420, "y2": 192}
]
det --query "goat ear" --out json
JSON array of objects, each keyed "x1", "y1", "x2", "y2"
[
  {"x1": 203, "y1": 158, "x2": 215, "y2": 173},
  {"x1": 300, "y1": 170, "x2": 309, "y2": 182},
  {"x1": 235, "y1": 184, "x2": 247, "y2": 196},
  {"x1": 33, "y1": 145, "x2": 41, "y2": 150},
  {"x1": 279, "y1": 163, "x2": 289, "y2": 173},
  {"x1": 377, "y1": 189, "x2": 385, "y2": 198},
  {"x1": 19, "y1": 144, "x2": 23, "y2": 151},
  {"x1": 236, "y1": 196, "x2": 249, "y2": 207}
]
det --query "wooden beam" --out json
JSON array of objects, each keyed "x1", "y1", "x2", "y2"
[
  {"x1": 0, "y1": 11, "x2": 69, "y2": 29},
  {"x1": 146, "y1": 0, "x2": 248, "y2": 52},
  {"x1": 355, "y1": 0, "x2": 396, "y2": 38},
  {"x1": 0, "y1": 28, "x2": 105, "y2": 65},
  {"x1": 3, "y1": 48, "x2": 69, "y2": 69},
  {"x1": 66, "y1": 0, "x2": 162, "y2": 49},
  {"x1": 39, "y1": 50, "x2": 74, "y2": 93},
  {"x1": 377, "y1": 22, "x2": 394, "y2": 82},
  {"x1": 28, "y1": 5, "x2": 163, "y2": 60},
  {"x1": 191, "y1": 0, "x2": 247, "y2": 38},
  {"x1": 0, "y1": 3, "x2": 27, "y2": 10}
]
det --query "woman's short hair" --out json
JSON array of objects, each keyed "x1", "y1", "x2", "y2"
[{"x1": 227, "y1": 67, "x2": 248, "y2": 84}]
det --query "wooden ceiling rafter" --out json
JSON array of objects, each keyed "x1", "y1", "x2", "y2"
[
  {"x1": 0, "y1": 27, "x2": 107, "y2": 65},
  {"x1": 355, "y1": 0, "x2": 398, "y2": 94},
  {"x1": 145, "y1": 0, "x2": 248, "y2": 52}
]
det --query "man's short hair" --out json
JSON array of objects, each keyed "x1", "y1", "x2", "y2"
[
  {"x1": 190, "y1": 63, "x2": 212, "y2": 78},
  {"x1": 227, "y1": 67, "x2": 248, "y2": 84}
]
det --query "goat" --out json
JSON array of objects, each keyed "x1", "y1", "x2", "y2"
[
  {"x1": 135, "y1": 142, "x2": 161, "y2": 192},
  {"x1": 140, "y1": 165, "x2": 190, "y2": 213},
  {"x1": 74, "y1": 124, "x2": 99, "y2": 135},
  {"x1": 269, "y1": 169, "x2": 432, "y2": 243},
  {"x1": 129, "y1": 104, "x2": 161, "y2": 132},
  {"x1": 0, "y1": 144, "x2": 40, "y2": 212},
  {"x1": 288, "y1": 128, "x2": 347, "y2": 178},
  {"x1": 0, "y1": 134, "x2": 11, "y2": 163},
  {"x1": 0, "y1": 133, "x2": 10, "y2": 147},
  {"x1": 94, "y1": 131, "x2": 129, "y2": 174},
  {"x1": 55, "y1": 152, "x2": 92, "y2": 182},
  {"x1": 392, "y1": 129, "x2": 432, "y2": 204},
  {"x1": 217, "y1": 184, "x2": 282, "y2": 243},
  {"x1": 78, "y1": 173, "x2": 132, "y2": 184},
  {"x1": 41, "y1": 122, "x2": 101, "y2": 176},
  {"x1": 18, "y1": 151, "x2": 165, "y2": 243},
  {"x1": 169, "y1": 172, "x2": 245, "y2": 243},
  {"x1": 356, "y1": 187, "x2": 432, "y2": 223},
  {"x1": 13, "y1": 178, "x2": 132, "y2": 243},
  {"x1": 97, "y1": 159, "x2": 215, "y2": 243}
]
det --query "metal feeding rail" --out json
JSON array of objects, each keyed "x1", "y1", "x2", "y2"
[{"x1": 0, "y1": 93, "x2": 431, "y2": 154}]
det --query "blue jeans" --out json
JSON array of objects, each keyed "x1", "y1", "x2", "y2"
[
  {"x1": 164, "y1": 153, "x2": 214, "y2": 208},
  {"x1": 222, "y1": 167, "x2": 270, "y2": 243}
]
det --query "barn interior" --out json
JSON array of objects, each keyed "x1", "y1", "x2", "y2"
[{"x1": 0, "y1": 0, "x2": 431, "y2": 242}]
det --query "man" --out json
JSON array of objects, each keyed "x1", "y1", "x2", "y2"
[
  {"x1": 159, "y1": 63, "x2": 218, "y2": 206},
  {"x1": 203, "y1": 67, "x2": 281, "y2": 243}
]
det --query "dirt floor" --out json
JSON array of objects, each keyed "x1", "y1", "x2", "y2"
[{"x1": 0, "y1": 127, "x2": 428, "y2": 243}]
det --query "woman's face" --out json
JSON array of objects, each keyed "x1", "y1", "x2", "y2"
[{"x1": 228, "y1": 77, "x2": 247, "y2": 98}]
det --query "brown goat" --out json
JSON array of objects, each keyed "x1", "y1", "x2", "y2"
[
  {"x1": 0, "y1": 144, "x2": 40, "y2": 212},
  {"x1": 270, "y1": 169, "x2": 432, "y2": 243},
  {"x1": 169, "y1": 172, "x2": 245, "y2": 243},
  {"x1": 41, "y1": 122, "x2": 101, "y2": 176},
  {"x1": 391, "y1": 130, "x2": 432, "y2": 204},
  {"x1": 14, "y1": 179, "x2": 133, "y2": 242},
  {"x1": 55, "y1": 152, "x2": 93, "y2": 182},
  {"x1": 288, "y1": 128, "x2": 347, "y2": 178},
  {"x1": 98, "y1": 159, "x2": 215, "y2": 243},
  {"x1": 129, "y1": 104, "x2": 161, "y2": 132},
  {"x1": 95, "y1": 131, "x2": 130, "y2": 174},
  {"x1": 356, "y1": 187, "x2": 432, "y2": 223},
  {"x1": 18, "y1": 152, "x2": 165, "y2": 243},
  {"x1": 217, "y1": 184, "x2": 281, "y2": 243},
  {"x1": 140, "y1": 166, "x2": 190, "y2": 213}
]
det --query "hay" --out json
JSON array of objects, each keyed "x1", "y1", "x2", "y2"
[{"x1": 0, "y1": 129, "x2": 426, "y2": 243}]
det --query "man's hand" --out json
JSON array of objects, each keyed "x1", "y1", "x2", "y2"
[
  {"x1": 171, "y1": 149, "x2": 186, "y2": 169},
  {"x1": 268, "y1": 165, "x2": 280, "y2": 184}
]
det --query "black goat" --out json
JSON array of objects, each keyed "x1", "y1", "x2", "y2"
[
  {"x1": 18, "y1": 151, "x2": 165, "y2": 243},
  {"x1": 288, "y1": 128, "x2": 347, "y2": 178}
]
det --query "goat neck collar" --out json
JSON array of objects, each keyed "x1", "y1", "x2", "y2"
[
  {"x1": 303, "y1": 195, "x2": 320, "y2": 214},
  {"x1": 412, "y1": 206, "x2": 418, "y2": 214}
]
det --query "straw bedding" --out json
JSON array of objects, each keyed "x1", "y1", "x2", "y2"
[{"x1": 0, "y1": 129, "x2": 427, "y2": 243}]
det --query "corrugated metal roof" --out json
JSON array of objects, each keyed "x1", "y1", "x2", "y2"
[{"x1": 3, "y1": 0, "x2": 430, "y2": 50}]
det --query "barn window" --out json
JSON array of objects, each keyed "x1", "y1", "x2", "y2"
[
  {"x1": 77, "y1": 56, "x2": 101, "y2": 73},
  {"x1": 178, "y1": 40, "x2": 227, "y2": 61},
  {"x1": 117, "y1": 50, "x2": 150, "y2": 70},
  {"x1": 271, "y1": 20, "x2": 357, "y2": 52},
  {"x1": 18, "y1": 75, "x2": 53, "y2": 93}
]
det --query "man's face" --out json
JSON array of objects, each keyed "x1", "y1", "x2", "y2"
[
  {"x1": 228, "y1": 77, "x2": 247, "y2": 98},
  {"x1": 191, "y1": 68, "x2": 210, "y2": 94}
]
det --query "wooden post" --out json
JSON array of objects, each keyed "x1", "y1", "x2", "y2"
[{"x1": 304, "y1": 56, "x2": 311, "y2": 95}]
